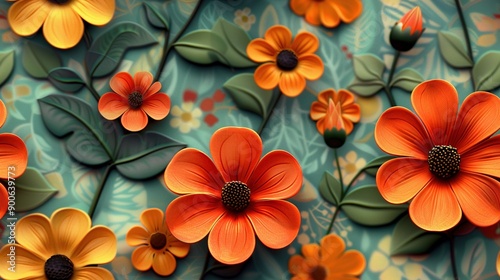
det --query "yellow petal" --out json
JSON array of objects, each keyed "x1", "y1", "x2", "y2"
[
  {"x1": 0, "y1": 99, "x2": 6, "y2": 128},
  {"x1": 140, "y1": 208, "x2": 164, "y2": 233},
  {"x1": 166, "y1": 234, "x2": 190, "y2": 258},
  {"x1": 70, "y1": 226, "x2": 117, "y2": 267},
  {"x1": 17, "y1": 214, "x2": 55, "y2": 259},
  {"x1": 152, "y1": 251, "x2": 177, "y2": 276},
  {"x1": 7, "y1": 0, "x2": 50, "y2": 36},
  {"x1": 0, "y1": 245, "x2": 45, "y2": 279},
  {"x1": 131, "y1": 246, "x2": 154, "y2": 271},
  {"x1": 368, "y1": 251, "x2": 389, "y2": 272},
  {"x1": 43, "y1": 5, "x2": 84, "y2": 49},
  {"x1": 73, "y1": 267, "x2": 115, "y2": 280},
  {"x1": 126, "y1": 226, "x2": 150, "y2": 246},
  {"x1": 71, "y1": 0, "x2": 115, "y2": 26},
  {"x1": 51, "y1": 208, "x2": 91, "y2": 257}
]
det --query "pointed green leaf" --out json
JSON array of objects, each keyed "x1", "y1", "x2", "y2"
[
  {"x1": 340, "y1": 185, "x2": 407, "y2": 226},
  {"x1": 115, "y1": 132, "x2": 186, "y2": 180},
  {"x1": 472, "y1": 51, "x2": 500, "y2": 91},
  {"x1": 86, "y1": 22, "x2": 157, "y2": 78},
  {"x1": 318, "y1": 172, "x2": 342, "y2": 205},
  {"x1": 22, "y1": 41, "x2": 62, "y2": 79},
  {"x1": 389, "y1": 68, "x2": 424, "y2": 92},
  {"x1": 348, "y1": 78, "x2": 385, "y2": 97},
  {"x1": 352, "y1": 54, "x2": 385, "y2": 81},
  {"x1": 390, "y1": 215, "x2": 445, "y2": 255},
  {"x1": 143, "y1": 2, "x2": 170, "y2": 30},
  {"x1": 437, "y1": 31, "x2": 473, "y2": 68},
  {"x1": 174, "y1": 30, "x2": 227, "y2": 64},
  {"x1": 0, "y1": 50, "x2": 15, "y2": 87},
  {"x1": 364, "y1": 155, "x2": 396, "y2": 176},
  {"x1": 223, "y1": 73, "x2": 274, "y2": 117},
  {"x1": 48, "y1": 67, "x2": 86, "y2": 93},
  {"x1": 212, "y1": 18, "x2": 256, "y2": 67},
  {"x1": 11, "y1": 168, "x2": 58, "y2": 211}
]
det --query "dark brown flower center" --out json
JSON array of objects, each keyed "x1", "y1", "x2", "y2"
[
  {"x1": 44, "y1": 254, "x2": 74, "y2": 280},
  {"x1": 150, "y1": 232, "x2": 167, "y2": 250},
  {"x1": 428, "y1": 145, "x2": 460, "y2": 179},
  {"x1": 276, "y1": 50, "x2": 298, "y2": 71},
  {"x1": 128, "y1": 92, "x2": 143, "y2": 109},
  {"x1": 49, "y1": 0, "x2": 70, "y2": 4},
  {"x1": 311, "y1": 265, "x2": 327, "y2": 280},
  {"x1": 221, "y1": 181, "x2": 250, "y2": 212}
]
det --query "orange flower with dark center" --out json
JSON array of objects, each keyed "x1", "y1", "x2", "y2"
[
  {"x1": 289, "y1": 234, "x2": 366, "y2": 279},
  {"x1": 98, "y1": 71, "x2": 171, "y2": 132},
  {"x1": 289, "y1": 0, "x2": 363, "y2": 28},
  {"x1": 375, "y1": 79, "x2": 500, "y2": 231},
  {"x1": 246, "y1": 25, "x2": 324, "y2": 97},
  {"x1": 310, "y1": 88, "x2": 360, "y2": 135},
  {"x1": 164, "y1": 127, "x2": 302, "y2": 265}
]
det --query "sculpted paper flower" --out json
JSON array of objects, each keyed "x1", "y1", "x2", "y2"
[
  {"x1": 164, "y1": 127, "x2": 302, "y2": 265},
  {"x1": 390, "y1": 7, "x2": 424, "y2": 52},
  {"x1": 126, "y1": 208, "x2": 190, "y2": 276},
  {"x1": 0, "y1": 208, "x2": 117, "y2": 279},
  {"x1": 289, "y1": 0, "x2": 363, "y2": 28},
  {"x1": 8, "y1": 0, "x2": 115, "y2": 49},
  {"x1": 98, "y1": 71, "x2": 171, "y2": 132},
  {"x1": 375, "y1": 79, "x2": 500, "y2": 231},
  {"x1": 246, "y1": 25, "x2": 324, "y2": 97},
  {"x1": 289, "y1": 234, "x2": 366, "y2": 279}
]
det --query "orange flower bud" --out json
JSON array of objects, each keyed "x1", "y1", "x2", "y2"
[
  {"x1": 390, "y1": 7, "x2": 424, "y2": 52},
  {"x1": 323, "y1": 100, "x2": 346, "y2": 149}
]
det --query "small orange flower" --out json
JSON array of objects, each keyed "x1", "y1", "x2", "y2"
[
  {"x1": 246, "y1": 25, "x2": 324, "y2": 97},
  {"x1": 289, "y1": 0, "x2": 363, "y2": 28},
  {"x1": 126, "y1": 208, "x2": 190, "y2": 276},
  {"x1": 98, "y1": 71, "x2": 171, "y2": 132},
  {"x1": 390, "y1": 7, "x2": 424, "y2": 52},
  {"x1": 289, "y1": 234, "x2": 366, "y2": 279},
  {"x1": 310, "y1": 88, "x2": 361, "y2": 135},
  {"x1": 0, "y1": 99, "x2": 28, "y2": 219},
  {"x1": 164, "y1": 127, "x2": 302, "y2": 265},
  {"x1": 323, "y1": 100, "x2": 346, "y2": 149},
  {"x1": 375, "y1": 79, "x2": 500, "y2": 231}
]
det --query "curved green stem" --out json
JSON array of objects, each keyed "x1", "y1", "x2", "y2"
[
  {"x1": 325, "y1": 149, "x2": 345, "y2": 236},
  {"x1": 384, "y1": 51, "x2": 400, "y2": 107},
  {"x1": 450, "y1": 236, "x2": 459, "y2": 280},
  {"x1": 454, "y1": 0, "x2": 476, "y2": 90},
  {"x1": 325, "y1": 206, "x2": 341, "y2": 236},
  {"x1": 86, "y1": 83, "x2": 101, "y2": 102},
  {"x1": 257, "y1": 89, "x2": 282, "y2": 136},
  {"x1": 88, "y1": 165, "x2": 114, "y2": 219}
]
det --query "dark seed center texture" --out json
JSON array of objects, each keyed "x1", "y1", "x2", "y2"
[
  {"x1": 428, "y1": 145, "x2": 460, "y2": 179},
  {"x1": 221, "y1": 181, "x2": 251, "y2": 212},
  {"x1": 128, "y1": 92, "x2": 143, "y2": 109},
  {"x1": 276, "y1": 50, "x2": 298, "y2": 71},
  {"x1": 311, "y1": 265, "x2": 327, "y2": 280},
  {"x1": 150, "y1": 232, "x2": 167, "y2": 250},
  {"x1": 44, "y1": 254, "x2": 74, "y2": 280}
]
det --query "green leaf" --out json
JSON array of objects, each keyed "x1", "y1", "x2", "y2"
[
  {"x1": 340, "y1": 185, "x2": 407, "y2": 226},
  {"x1": 348, "y1": 78, "x2": 385, "y2": 97},
  {"x1": 352, "y1": 54, "x2": 385, "y2": 81},
  {"x1": 0, "y1": 51, "x2": 15, "y2": 87},
  {"x1": 223, "y1": 73, "x2": 274, "y2": 118},
  {"x1": 364, "y1": 155, "x2": 396, "y2": 176},
  {"x1": 38, "y1": 94, "x2": 114, "y2": 165},
  {"x1": 143, "y1": 2, "x2": 169, "y2": 30},
  {"x1": 389, "y1": 68, "x2": 424, "y2": 92},
  {"x1": 22, "y1": 41, "x2": 62, "y2": 79},
  {"x1": 86, "y1": 22, "x2": 157, "y2": 78},
  {"x1": 437, "y1": 31, "x2": 473, "y2": 68},
  {"x1": 48, "y1": 67, "x2": 86, "y2": 93},
  {"x1": 390, "y1": 215, "x2": 445, "y2": 255},
  {"x1": 115, "y1": 132, "x2": 186, "y2": 180},
  {"x1": 472, "y1": 51, "x2": 500, "y2": 91},
  {"x1": 12, "y1": 168, "x2": 58, "y2": 211},
  {"x1": 212, "y1": 18, "x2": 256, "y2": 67},
  {"x1": 318, "y1": 172, "x2": 342, "y2": 205},
  {"x1": 174, "y1": 30, "x2": 227, "y2": 64}
]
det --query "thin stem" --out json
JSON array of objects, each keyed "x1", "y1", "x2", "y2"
[
  {"x1": 86, "y1": 83, "x2": 101, "y2": 101},
  {"x1": 257, "y1": 89, "x2": 282, "y2": 136},
  {"x1": 88, "y1": 165, "x2": 113, "y2": 219},
  {"x1": 344, "y1": 168, "x2": 363, "y2": 193},
  {"x1": 454, "y1": 0, "x2": 476, "y2": 90},
  {"x1": 199, "y1": 249, "x2": 211, "y2": 280},
  {"x1": 450, "y1": 236, "x2": 459, "y2": 280},
  {"x1": 333, "y1": 149, "x2": 344, "y2": 190},
  {"x1": 384, "y1": 51, "x2": 400, "y2": 107},
  {"x1": 325, "y1": 149, "x2": 345, "y2": 236},
  {"x1": 325, "y1": 206, "x2": 341, "y2": 236}
]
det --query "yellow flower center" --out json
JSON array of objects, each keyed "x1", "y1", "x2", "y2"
[
  {"x1": 345, "y1": 162, "x2": 357, "y2": 174},
  {"x1": 150, "y1": 232, "x2": 167, "y2": 250},
  {"x1": 310, "y1": 265, "x2": 327, "y2": 280},
  {"x1": 428, "y1": 145, "x2": 460, "y2": 179},
  {"x1": 128, "y1": 92, "x2": 143, "y2": 109},
  {"x1": 242, "y1": 15, "x2": 248, "y2": 22},
  {"x1": 221, "y1": 181, "x2": 251, "y2": 212},
  {"x1": 181, "y1": 112, "x2": 192, "y2": 122},
  {"x1": 276, "y1": 50, "x2": 298, "y2": 71},
  {"x1": 44, "y1": 254, "x2": 74, "y2": 280}
]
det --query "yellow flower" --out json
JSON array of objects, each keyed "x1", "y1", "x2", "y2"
[
  {"x1": 0, "y1": 208, "x2": 117, "y2": 279},
  {"x1": 170, "y1": 102, "x2": 202, "y2": 133},
  {"x1": 234, "y1": 8, "x2": 256, "y2": 31},
  {"x1": 333, "y1": 151, "x2": 366, "y2": 185},
  {"x1": 126, "y1": 208, "x2": 190, "y2": 276},
  {"x1": 8, "y1": 0, "x2": 115, "y2": 49}
]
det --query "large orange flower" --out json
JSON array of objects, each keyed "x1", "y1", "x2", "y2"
[
  {"x1": 375, "y1": 79, "x2": 500, "y2": 232},
  {"x1": 8, "y1": 0, "x2": 115, "y2": 49},
  {"x1": 0, "y1": 99, "x2": 28, "y2": 219},
  {"x1": 98, "y1": 71, "x2": 171, "y2": 132},
  {"x1": 164, "y1": 127, "x2": 302, "y2": 265},
  {"x1": 289, "y1": 0, "x2": 363, "y2": 28},
  {"x1": 246, "y1": 25, "x2": 324, "y2": 97},
  {"x1": 289, "y1": 234, "x2": 366, "y2": 279},
  {"x1": 310, "y1": 88, "x2": 361, "y2": 135}
]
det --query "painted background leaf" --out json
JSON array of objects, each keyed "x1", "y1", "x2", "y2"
[
  {"x1": 12, "y1": 168, "x2": 58, "y2": 211},
  {"x1": 223, "y1": 73, "x2": 274, "y2": 118},
  {"x1": 352, "y1": 54, "x2": 385, "y2": 81},
  {"x1": 390, "y1": 68, "x2": 424, "y2": 92},
  {"x1": 472, "y1": 51, "x2": 500, "y2": 91},
  {"x1": 143, "y1": 2, "x2": 170, "y2": 30},
  {"x1": 115, "y1": 132, "x2": 186, "y2": 180},
  {"x1": 318, "y1": 171, "x2": 342, "y2": 205},
  {"x1": 48, "y1": 67, "x2": 86, "y2": 93},
  {"x1": 0, "y1": 51, "x2": 14, "y2": 87},
  {"x1": 461, "y1": 238, "x2": 486, "y2": 279},
  {"x1": 390, "y1": 215, "x2": 445, "y2": 255},
  {"x1": 86, "y1": 22, "x2": 157, "y2": 78},
  {"x1": 22, "y1": 41, "x2": 62, "y2": 79},
  {"x1": 437, "y1": 31, "x2": 473, "y2": 68}
]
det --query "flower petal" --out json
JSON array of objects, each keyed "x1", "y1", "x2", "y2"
[
  {"x1": 451, "y1": 91, "x2": 500, "y2": 153},
  {"x1": 7, "y1": 0, "x2": 50, "y2": 36},
  {"x1": 43, "y1": 6, "x2": 84, "y2": 49},
  {"x1": 70, "y1": 0, "x2": 115, "y2": 25},
  {"x1": 142, "y1": 93, "x2": 171, "y2": 120},
  {"x1": 208, "y1": 213, "x2": 256, "y2": 265},
  {"x1": 133, "y1": 72, "x2": 153, "y2": 95},
  {"x1": 143, "y1": 81, "x2": 162, "y2": 99},
  {"x1": 247, "y1": 39, "x2": 277, "y2": 62},
  {"x1": 248, "y1": 150, "x2": 302, "y2": 200},
  {"x1": 0, "y1": 245, "x2": 45, "y2": 279},
  {"x1": 71, "y1": 226, "x2": 117, "y2": 267},
  {"x1": 246, "y1": 200, "x2": 300, "y2": 249},
  {"x1": 374, "y1": 107, "x2": 432, "y2": 159},
  {"x1": 264, "y1": 25, "x2": 292, "y2": 50},
  {"x1": 164, "y1": 148, "x2": 225, "y2": 196},
  {"x1": 0, "y1": 133, "x2": 28, "y2": 180},
  {"x1": 289, "y1": 0, "x2": 312, "y2": 15},
  {"x1": 166, "y1": 234, "x2": 190, "y2": 258},
  {"x1": 210, "y1": 127, "x2": 263, "y2": 183},
  {"x1": 0, "y1": 184, "x2": 7, "y2": 219},
  {"x1": 16, "y1": 214, "x2": 55, "y2": 259},
  {"x1": 165, "y1": 194, "x2": 225, "y2": 243},
  {"x1": 296, "y1": 54, "x2": 323, "y2": 80},
  {"x1": 152, "y1": 251, "x2": 177, "y2": 276},
  {"x1": 302, "y1": 244, "x2": 320, "y2": 263},
  {"x1": 136, "y1": 208, "x2": 163, "y2": 233},
  {"x1": 310, "y1": 101, "x2": 326, "y2": 120},
  {"x1": 0, "y1": 99, "x2": 6, "y2": 128},
  {"x1": 411, "y1": 79, "x2": 458, "y2": 145},
  {"x1": 320, "y1": 2, "x2": 340, "y2": 27},
  {"x1": 292, "y1": 32, "x2": 319, "y2": 55},
  {"x1": 331, "y1": 250, "x2": 366, "y2": 276},
  {"x1": 97, "y1": 92, "x2": 129, "y2": 120},
  {"x1": 331, "y1": 0, "x2": 363, "y2": 23},
  {"x1": 131, "y1": 246, "x2": 153, "y2": 271},
  {"x1": 461, "y1": 135, "x2": 500, "y2": 177},
  {"x1": 289, "y1": 255, "x2": 308, "y2": 275},
  {"x1": 409, "y1": 179, "x2": 462, "y2": 231},
  {"x1": 254, "y1": 63, "x2": 281, "y2": 90},
  {"x1": 51, "y1": 208, "x2": 91, "y2": 257},
  {"x1": 304, "y1": 3, "x2": 321, "y2": 26},
  {"x1": 72, "y1": 267, "x2": 114, "y2": 280},
  {"x1": 121, "y1": 109, "x2": 148, "y2": 132},
  {"x1": 376, "y1": 158, "x2": 432, "y2": 204},
  {"x1": 110, "y1": 72, "x2": 134, "y2": 97},
  {"x1": 126, "y1": 226, "x2": 150, "y2": 246},
  {"x1": 279, "y1": 71, "x2": 306, "y2": 97},
  {"x1": 452, "y1": 172, "x2": 500, "y2": 227}
]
